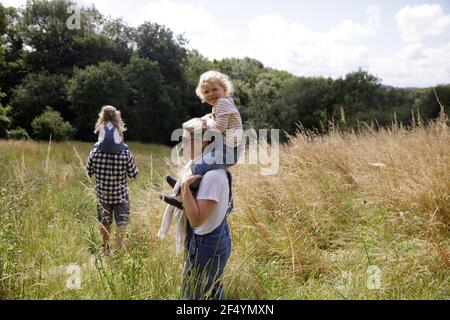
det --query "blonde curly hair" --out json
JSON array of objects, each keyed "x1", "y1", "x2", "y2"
[
  {"x1": 94, "y1": 105, "x2": 126, "y2": 137},
  {"x1": 195, "y1": 70, "x2": 233, "y2": 102}
]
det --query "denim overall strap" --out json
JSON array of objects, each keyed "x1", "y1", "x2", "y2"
[
  {"x1": 103, "y1": 126, "x2": 115, "y2": 145},
  {"x1": 97, "y1": 125, "x2": 128, "y2": 154},
  {"x1": 225, "y1": 170, "x2": 234, "y2": 215}
]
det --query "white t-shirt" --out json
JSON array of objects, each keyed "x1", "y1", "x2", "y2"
[{"x1": 194, "y1": 169, "x2": 230, "y2": 235}]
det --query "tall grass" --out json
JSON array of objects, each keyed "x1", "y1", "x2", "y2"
[{"x1": 0, "y1": 117, "x2": 448, "y2": 299}]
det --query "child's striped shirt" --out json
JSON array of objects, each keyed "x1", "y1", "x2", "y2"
[{"x1": 206, "y1": 97, "x2": 243, "y2": 147}]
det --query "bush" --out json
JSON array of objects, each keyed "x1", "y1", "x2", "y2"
[
  {"x1": 9, "y1": 72, "x2": 71, "y2": 131},
  {"x1": 7, "y1": 127, "x2": 30, "y2": 140},
  {"x1": 31, "y1": 107, "x2": 75, "y2": 141}
]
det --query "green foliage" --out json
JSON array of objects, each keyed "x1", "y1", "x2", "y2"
[
  {"x1": 10, "y1": 72, "x2": 70, "y2": 131},
  {"x1": 21, "y1": 0, "x2": 83, "y2": 74},
  {"x1": 31, "y1": 107, "x2": 75, "y2": 141},
  {"x1": 125, "y1": 56, "x2": 186, "y2": 143},
  {"x1": 20, "y1": 0, "x2": 130, "y2": 75},
  {"x1": 271, "y1": 76, "x2": 336, "y2": 134},
  {"x1": 0, "y1": 5, "x2": 7, "y2": 72},
  {"x1": 417, "y1": 85, "x2": 450, "y2": 120},
  {"x1": 0, "y1": 4, "x2": 6, "y2": 35},
  {"x1": 68, "y1": 61, "x2": 129, "y2": 141},
  {"x1": 243, "y1": 69, "x2": 294, "y2": 130},
  {"x1": 0, "y1": 90, "x2": 11, "y2": 138},
  {"x1": 71, "y1": 33, "x2": 132, "y2": 69},
  {"x1": 7, "y1": 127, "x2": 30, "y2": 140},
  {"x1": 135, "y1": 22, "x2": 187, "y2": 85},
  {"x1": 0, "y1": 5, "x2": 25, "y2": 102},
  {"x1": 0, "y1": 0, "x2": 448, "y2": 144}
]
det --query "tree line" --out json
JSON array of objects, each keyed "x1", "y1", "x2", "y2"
[{"x1": 1, "y1": 0, "x2": 449, "y2": 143}]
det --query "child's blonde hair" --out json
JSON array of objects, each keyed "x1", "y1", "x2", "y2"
[
  {"x1": 195, "y1": 70, "x2": 233, "y2": 102},
  {"x1": 94, "y1": 105, "x2": 126, "y2": 136}
]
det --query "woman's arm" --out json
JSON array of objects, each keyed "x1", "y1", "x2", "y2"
[{"x1": 181, "y1": 175, "x2": 217, "y2": 228}]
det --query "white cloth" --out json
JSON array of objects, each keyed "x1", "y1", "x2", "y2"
[
  {"x1": 97, "y1": 122, "x2": 122, "y2": 144},
  {"x1": 157, "y1": 160, "x2": 194, "y2": 255},
  {"x1": 193, "y1": 169, "x2": 229, "y2": 235}
]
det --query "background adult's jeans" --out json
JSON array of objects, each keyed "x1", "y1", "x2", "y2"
[{"x1": 181, "y1": 217, "x2": 232, "y2": 300}]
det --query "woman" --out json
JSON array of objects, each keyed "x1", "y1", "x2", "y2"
[{"x1": 179, "y1": 119, "x2": 233, "y2": 300}]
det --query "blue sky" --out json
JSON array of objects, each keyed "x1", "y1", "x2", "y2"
[{"x1": 3, "y1": 0, "x2": 450, "y2": 87}]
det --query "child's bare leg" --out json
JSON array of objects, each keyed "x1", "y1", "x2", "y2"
[
  {"x1": 100, "y1": 224, "x2": 111, "y2": 252},
  {"x1": 115, "y1": 225, "x2": 127, "y2": 251}
]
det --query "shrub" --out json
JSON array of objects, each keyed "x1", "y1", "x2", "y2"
[
  {"x1": 31, "y1": 107, "x2": 75, "y2": 141},
  {"x1": 7, "y1": 127, "x2": 30, "y2": 140}
]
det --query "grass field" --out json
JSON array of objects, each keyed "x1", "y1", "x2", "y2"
[{"x1": 0, "y1": 119, "x2": 449, "y2": 299}]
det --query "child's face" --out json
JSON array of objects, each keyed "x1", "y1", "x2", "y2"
[{"x1": 202, "y1": 82, "x2": 226, "y2": 105}]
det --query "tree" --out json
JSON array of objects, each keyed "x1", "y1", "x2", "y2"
[
  {"x1": 0, "y1": 5, "x2": 25, "y2": 103},
  {"x1": 20, "y1": 0, "x2": 131, "y2": 75},
  {"x1": 31, "y1": 107, "x2": 75, "y2": 141},
  {"x1": 243, "y1": 69, "x2": 293, "y2": 130},
  {"x1": 71, "y1": 33, "x2": 132, "y2": 69},
  {"x1": 272, "y1": 77, "x2": 337, "y2": 136},
  {"x1": 0, "y1": 90, "x2": 11, "y2": 138},
  {"x1": 135, "y1": 22, "x2": 187, "y2": 85},
  {"x1": 125, "y1": 56, "x2": 186, "y2": 143},
  {"x1": 68, "y1": 61, "x2": 129, "y2": 141},
  {"x1": 10, "y1": 72, "x2": 70, "y2": 131},
  {"x1": 20, "y1": 0, "x2": 83, "y2": 74},
  {"x1": 334, "y1": 69, "x2": 383, "y2": 126},
  {"x1": 418, "y1": 85, "x2": 450, "y2": 121}
]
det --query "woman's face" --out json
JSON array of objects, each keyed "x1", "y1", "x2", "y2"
[{"x1": 202, "y1": 82, "x2": 226, "y2": 105}]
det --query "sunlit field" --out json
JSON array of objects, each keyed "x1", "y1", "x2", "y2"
[{"x1": 0, "y1": 119, "x2": 449, "y2": 299}]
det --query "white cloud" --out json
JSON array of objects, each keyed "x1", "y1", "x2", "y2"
[
  {"x1": 78, "y1": 0, "x2": 120, "y2": 18},
  {"x1": 2, "y1": 0, "x2": 448, "y2": 87},
  {"x1": 246, "y1": 14, "x2": 376, "y2": 78},
  {"x1": 1, "y1": 0, "x2": 113, "y2": 15},
  {"x1": 1, "y1": 0, "x2": 26, "y2": 8},
  {"x1": 134, "y1": 0, "x2": 240, "y2": 59},
  {"x1": 396, "y1": 4, "x2": 450, "y2": 42},
  {"x1": 369, "y1": 42, "x2": 450, "y2": 87}
]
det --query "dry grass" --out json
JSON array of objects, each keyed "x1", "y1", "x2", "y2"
[{"x1": 0, "y1": 118, "x2": 449, "y2": 299}]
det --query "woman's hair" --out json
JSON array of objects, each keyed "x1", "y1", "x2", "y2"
[
  {"x1": 94, "y1": 105, "x2": 126, "y2": 136},
  {"x1": 182, "y1": 118, "x2": 212, "y2": 151},
  {"x1": 195, "y1": 70, "x2": 233, "y2": 102}
]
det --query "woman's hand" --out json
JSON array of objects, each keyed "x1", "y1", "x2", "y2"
[{"x1": 181, "y1": 175, "x2": 202, "y2": 196}]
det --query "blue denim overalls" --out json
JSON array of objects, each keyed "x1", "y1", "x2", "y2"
[
  {"x1": 181, "y1": 171, "x2": 234, "y2": 300},
  {"x1": 94, "y1": 124, "x2": 128, "y2": 154}
]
